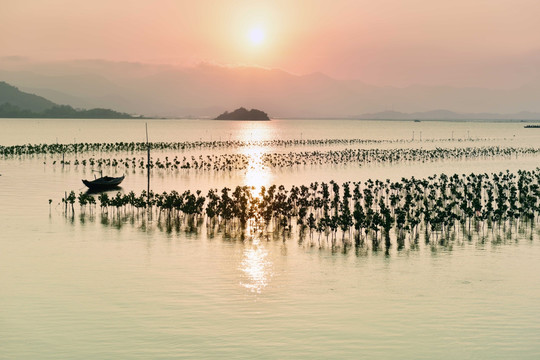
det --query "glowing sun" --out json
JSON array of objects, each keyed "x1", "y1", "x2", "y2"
[{"x1": 248, "y1": 27, "x2": 265, "y2": 46}]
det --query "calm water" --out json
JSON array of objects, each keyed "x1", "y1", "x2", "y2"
[{"x1": 1, "y1": 119, "x2": 540, "y2": 359}]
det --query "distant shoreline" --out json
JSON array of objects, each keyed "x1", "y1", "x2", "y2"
[
  {"x1": 211, "y1": 118, "x2": 271, "y2": 121},
  {"x1": 2, "y1": 117, "x2": 539, "y2": 123}
]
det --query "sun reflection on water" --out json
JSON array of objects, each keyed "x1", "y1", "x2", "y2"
[
  {"x1": 237, "y1": 127, "x2": 275, "y2": 293},
  {"x1": 237, "y1": 124, "x2": 274, "y2": 192},
  {"x1": 240, "y1": 239, "x2": 273, "y2": 294},
  {"x1": 242, "y1": 146, "x2": 273, "y2": 192}
]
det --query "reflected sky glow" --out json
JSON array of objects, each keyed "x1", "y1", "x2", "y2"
[{"x1": 240, "y1": 239, "x2": 273, "y2": 293}]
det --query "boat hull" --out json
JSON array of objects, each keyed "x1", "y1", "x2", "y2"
[{"x1": 82, "y1": 175, "x2": 125, "y2": 190}]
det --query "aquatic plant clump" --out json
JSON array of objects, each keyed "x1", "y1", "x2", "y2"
[
  {"x1": 62, "y1": 168, "x2": 540, "y2": 249},
  {"x1": 45, "y1": 146, "x2": 540, "y2": 171},
  {"x1": 1, "y1": 136, "x2": 507, "y2": 156}
]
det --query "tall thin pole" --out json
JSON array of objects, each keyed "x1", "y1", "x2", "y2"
[{"x1": 146, "y1": 123, "x2": 150, "y2": 197}]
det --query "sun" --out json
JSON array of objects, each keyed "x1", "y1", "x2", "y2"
[{"x1": 248, "y1": 27, "x2": 265, "y2": 46}]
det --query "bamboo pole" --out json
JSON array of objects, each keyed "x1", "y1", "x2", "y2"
[{"x1": 146, "y1": 123, "x2": 150, "y2": 197}]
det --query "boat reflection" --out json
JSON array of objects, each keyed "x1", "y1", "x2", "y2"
[{"x1": 85, "y1": 186, "x2": 123, "y2": 195}]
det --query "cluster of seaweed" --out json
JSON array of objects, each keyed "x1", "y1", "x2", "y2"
[
  {"x1": 62, "y1": 169, "x2": 540, "y2": 249},
  {"x1": 46, "y1": 146, "x2": 539, "y2": 171},
  {"x1": 1, "y1": 136, "x2": 506, "y2": 156}
]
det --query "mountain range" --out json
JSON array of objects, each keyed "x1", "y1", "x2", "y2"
[
  {"x1": 2, "y1": 57, "x2": 540, "y2": 119},
  {"x1": 0, "y1": 81, "x2": 133, "y2": 118},
  {"x1": 355, "y1": 110, "x2": 540, "y2": 121}
]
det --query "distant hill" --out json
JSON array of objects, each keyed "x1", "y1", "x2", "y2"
[
  {"x1": 0, "y1": 81, "x2": 56, "y2": 112},
  {"x1": 215, "y1": 107, "x2": 270, "y2": 120},
  {"x1": 0, "y1": 81, "x2": 134, "y2": 118}
]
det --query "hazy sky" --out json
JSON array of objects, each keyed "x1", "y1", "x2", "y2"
[{"x1": 2, "y1": 0, "x2": 540, "y2": 87}]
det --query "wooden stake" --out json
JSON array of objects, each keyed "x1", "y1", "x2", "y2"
[{"x1": 146, "y1": 123, "x2": 150, "y2": 200}]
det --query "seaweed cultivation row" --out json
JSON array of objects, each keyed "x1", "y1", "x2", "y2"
[
  {"x1": 2, "y1": 136, "x2": 506, "y2": 156},
  {"x1": 62, "y1": 168, "x2": 540, "y2": 249},
  {"x1": 49, "y1": 146, "x2": 540, "y2": 171}
]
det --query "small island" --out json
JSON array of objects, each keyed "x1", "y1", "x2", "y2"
[{"x1": 214, "y1": 107, "x2": 270, "y2": 121}]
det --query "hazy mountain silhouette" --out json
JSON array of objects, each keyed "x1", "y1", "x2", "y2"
[
  {"x1": 355, "y1": 109, "x2": 540, "y2": 121},
  {"x1": 0, "y1": 81, "x2": 56, "y2": 111},
  {"x1": 2, "y1": 58, "x2": 540, "y2": 118},
  {"x1": 0, "y1": 80, "x2": 134, "y2": 118}
]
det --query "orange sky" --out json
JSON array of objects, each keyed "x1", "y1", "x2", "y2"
[{"x1": 2, "y1": 0, "x2": 540, "y2": 87}]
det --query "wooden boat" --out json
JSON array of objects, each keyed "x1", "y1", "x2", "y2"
[{"x1": 82, "y1": 174, "x2": 125, "y2": 190}]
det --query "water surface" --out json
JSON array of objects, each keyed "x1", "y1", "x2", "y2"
[{"x1": 1, "y1": 118, "x2": 540, "y2": 359}]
